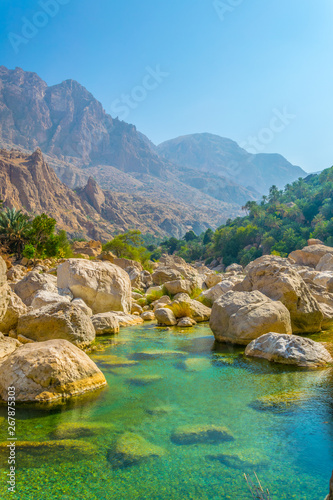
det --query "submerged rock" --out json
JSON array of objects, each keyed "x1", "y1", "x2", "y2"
[
  {"x1": 127, "y1": 375, "x2": 162, "y2": 386},
  {"x1": 178, "y1": 357, "x2": 211, "y2": 371},
  {"x1": 0, "y1": 339, "x2": 107, "y2": 402},
  {"x1": 146, "y1": 405, "x2": 174, "y2": 416},
  {"x1": 0, "y1": 440, "x2": 97, "y2": 468},
  {"x1": 51, "y1": 422, "x2": 114, "y2": 440},
  {"x1": 207, "y1": 449, "x2": 269, "y2": 469},
  {"x1": 171, "y1": 425, "x2": 234, "y2": 445},
  {"x1": 131, "y1": 349, "x2": 187, "y2": 360},
  {"x1": 250, "y1": 390, "x2": 313, "y2": 412},
  {"x1": 245, "y1": 332, "x2": 333, "y2": 367},
  {"x1": 108, "y1": 432, "x2": 165, "y2": 468},
  {"x1": 210, "y1": 290, "x2": 292, "y2": 345}
]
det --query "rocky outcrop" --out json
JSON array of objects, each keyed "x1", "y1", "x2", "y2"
[
  {"x1": 17, "y1": 302, "x2": 96, "y2": 348},
  {"x1": 289, "y1": 244, "x2": 333, "y2": 268},
  {"x1": 0, "y1": 339, "x2": 106, "y2": 402},
  {"x1": 163, "y1": 279, "x2": 193, "y2": 295},
  {"x1": 245, "y1": 332, "x2": 332, "y2": 367},
  {"x1": 14, "y1": 272, "x2": 58, "y2": 306},
  {"x1": 236, "y1": 255, "x2": 323, "y2": 333},
  {"x1": 72, "y1": 240, "x2": 102, "y2": 257},
  {"x1": 210, "y1": 290, "x2": 292, "y2": 345},
  {"x1": 57, "y1": 259, "x2": 131, "y2": 314},
  {"x1": 317, "y1": 254, "x2": 333, "y2": 272}
]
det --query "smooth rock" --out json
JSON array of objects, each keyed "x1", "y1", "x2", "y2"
[
  {"x1": 0, "y1": 339, "x2": 107, "y2": 402},
  {"x1": 210, "y1": 290, "x2": 292, "y2": 345},
  {"x1": 155, "y1": 308, "x2": 177, "y2": 326},
  {"x1": 57, "y1": 259, "x2": 131, "y2": 314},
  {"x1": 236, "y1": 255, "x2": 323, "y2": 333},
  {"x1": 245, "y1": 332, "x2": 332, "y2": 367},
  {"x1": 14, "y1": 272, "x2": 57, "y2": 306},
  {"x1": 17, "y1": 302, "x2": 96, "y2": 348},
  {"x1": 289, "y1": 244, "x2": 333, "y2": 268},
  {"x1": 91, "y1": 313, "x2": 120, "y2": 335},
  {"x1": 31, "y1": 290, "x2": 71, "y2": 309}
]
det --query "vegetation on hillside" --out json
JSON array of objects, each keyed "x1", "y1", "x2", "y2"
[
  {"x1": 153, "y1": 167, "x2": 333, "y2": 266},
  {"x1": 0, "y1": 207, "x2": 72, "y2": 259}
]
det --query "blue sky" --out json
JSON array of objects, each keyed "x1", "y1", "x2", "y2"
[{"x1": 1, "y1": 0, "x2": 333, "y2": 172}]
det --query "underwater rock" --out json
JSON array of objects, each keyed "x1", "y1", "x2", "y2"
[
  {"x1": 127, "y1": 375, "x2": 162, "y2": 386},
  {"x1": 207, "y1": 449, "x2": 269, "y2": 469},
  {"x1": 171, "y1": 425, "x2": 234, "y2": 445},
  {"x1": 51, "y1": 422, "x2": 114, "y2": 439},
  {"x1": 107, "y1": 432, "x2": 165, "y2": 468},
  {"x1": 178, "y1": 357, "x2": 210, "y2": 371},
  {"x1": 146, "y1": 405, "x2": 174, "y2": 416}
]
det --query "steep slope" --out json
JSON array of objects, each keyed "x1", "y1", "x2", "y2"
[
  {"x1": 0, "y1": 149, "x2": 230, "y2": 239},
  {"x1": 0, "y1": 66, "x2": 258, "y2": 209},
  {"x1": 157, "y1": 133, "x2": 306, "y2": 194}
]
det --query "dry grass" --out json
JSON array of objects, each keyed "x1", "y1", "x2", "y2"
[{"x1": 167, "y1": 302, "x2": 192, "y2": 319}]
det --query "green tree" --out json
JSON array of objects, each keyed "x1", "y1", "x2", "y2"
[{"x1": 0, "y1": 208, "x2": 30, "y2": 255}]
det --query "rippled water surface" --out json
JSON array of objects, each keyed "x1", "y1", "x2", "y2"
[{"x1": 1, "y1": 323, "x2": 333, "y2": 499}]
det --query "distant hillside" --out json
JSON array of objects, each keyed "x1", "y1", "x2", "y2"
[
  {"x1": 157, "y1": 133, "x2": 306, "y2": 194},
  {"x1": 160, "y1": 166, "x2": 333, "y2": 265},
  {"x1": 0, "y1": 148, "x2": 232, "y2": 240}
]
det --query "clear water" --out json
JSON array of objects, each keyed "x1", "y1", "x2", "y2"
[{"x1": 0, "y1": 323, "x2": 333, "y2": 500}]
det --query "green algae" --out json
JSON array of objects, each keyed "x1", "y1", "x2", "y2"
[
  {"x1": 50, "y1": 422, "x2": 115, "y2": 440},
  {"x1": 107, "y1": 432, "x2": 165, "y2": 468},
  {"x1": 250, "y1": 390, "x2": 314, "y2": 412}
]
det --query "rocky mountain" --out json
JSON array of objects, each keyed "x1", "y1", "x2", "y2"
[
  {"x1": 157, "y1": 133, "x2": 306, "y2": 194},
  {"x1": 0, "y1": 148, "x2": 229, "y2": 239},
  {"x1": 0, "y1": 66, "x2": 258, "y2": 210}
]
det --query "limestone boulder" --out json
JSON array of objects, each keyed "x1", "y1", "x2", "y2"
[
  {"x1": 0, "y1": 287, "x2": 27, "y2": 333},
  {"x1": 204, "y1": 273, "x2": 223, "y2": 289},
  {"x1": 245, "y1": 332, "x2": 333, "y2": 367},
  {"x1": 14, "y1": 272, "x2": 57, "y2": 306},
  {"x1": 200, "y1": 278, "x2": 243, "y2": 304},
  {"x1": 0, "y1": 333, "x2": 21, "y2": 360},
  {"x1": 210, "y1": 290, "x2": 292, "y2": 345},
  {"x1": 152, "y1": 267, "x2": 183, "y2": 285},
  {"x1": 289, "y1": 244, "x2": 333, "y2": 268},
  {"x1": 57, "y1": 259, "x2": 131, "y2": 314},
  {"x1": 141, "y1": 311, "x2": 155, "y2": 321},
  {"x1": 71, "y1": 298, "x2": 93, "y2": 317},
  {"x1": 236, "y1": 255, "x2": 323, "y2": 333},
  {"x1": 316, "y1": 253, "x2": 333, "y2": 272},
  {"x1": 163, "y1": 279, "x2": 193, "y2": 295},
  {"x1": 155, "y1": 308, "x2": 177, "y2": 326},
  {"x1": 17, "y1": 302, "x2": 95, "y2": 348},
  {"x1": 177, "y1": 317, "x2": 196, "y2": 327},
  {"x1": 0, "y1": 339, "x2": 106, "y2": 402},
  {"x1": 91, "y1": 313, "x2": 120, "y2": 335},
  {"x1": 95, "y1": 311, "x2": 143, "y2": 327},
  {"x1": 31, "y1": 290, "x2": 71, "y2": 309},
  {"x1": 225, "y1": 263, "x2": 243, "y2": 274}
]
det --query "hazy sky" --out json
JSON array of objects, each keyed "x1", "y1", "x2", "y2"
[{"x1": 1, "y1": 0, "x2": 333, "y2": 172}]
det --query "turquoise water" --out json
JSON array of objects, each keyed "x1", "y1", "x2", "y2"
[{"x1": 0, "y1": 323, "x2": 333, "y2": 499}]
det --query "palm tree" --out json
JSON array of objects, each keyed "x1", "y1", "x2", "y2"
[{"x1": 0, "y1": 208, "x2": 31, "y2": 256}]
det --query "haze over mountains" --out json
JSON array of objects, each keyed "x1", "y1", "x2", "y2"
[{"x1": 0, "y1": 66, "x2": 307, "y2": 237}]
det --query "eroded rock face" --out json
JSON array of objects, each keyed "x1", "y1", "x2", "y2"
[
  {"x1": 210, "y1": 290, "x2": 292, "y2": 345},
  {"x1": 0, "y1": 339, "x2": 107, "y2": 402},
  {"x1": 316, "y1": 254, "x2": 333, "y2": 273},
  {"x1": 245, "y1": 332, "x2": 332, "y2": 367},
  {"x1": 289, "y1": 244, "x2": 333, "y2": 268},
  {"x1": 236, "y1": 255, "x2": 323, "y2": 333},
  {"x1": 14, "y1": 272, "x2": 57, "y2": 306},
  {"x1": 57, "y1": 259, "x2": 131, "y2": 314},
  {"x1": 72, "y1": 240, "x2": 102, "y2": 257},
  {"x1": 17, "y1": 302, "x2": 95, "y2": 348}
]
